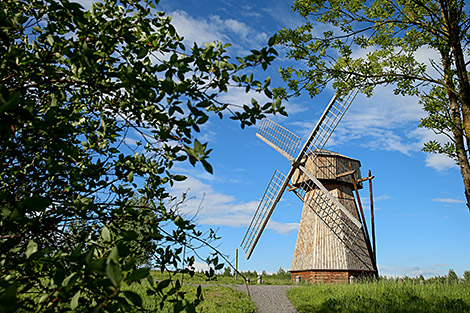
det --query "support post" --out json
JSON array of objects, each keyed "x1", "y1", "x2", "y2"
[
  {"x1": 348, "y1": 163, "x2": 378, "y2": 277},
  {"x1": 235, "y1": 248, "x2": 238, "y2": 280},
  {"x1": 368, "y1": 170, "x2": 377, "y2": 267}
]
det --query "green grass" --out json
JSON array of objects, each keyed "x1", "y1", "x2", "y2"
[
  {"x1": 287, "y1": 280, "x2": 470, "y2": 313},
  {"x1": 127, "y1": 281, "x2": 255, "y2": 312},
  {"x1": 127, "y1": 270, "x2": 290, "y2": 312}
]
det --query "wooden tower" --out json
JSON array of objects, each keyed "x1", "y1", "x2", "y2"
[
  {"x1": 240, "y1": 87, "x2": 378, "y2": 284},
  {"x1": 289, "y1": 150, "x2": 375, "y2": 283}
]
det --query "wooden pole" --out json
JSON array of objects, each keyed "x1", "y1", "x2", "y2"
[
  {"x1": 368, "y1": 170, "x2": 377, "y2": 267},
  {"x1": 235, "y1": 248, "x2": 238, "y2": 280},
  {"x1": 348, "y1": 163, "x2": 378, "y2": 277}
]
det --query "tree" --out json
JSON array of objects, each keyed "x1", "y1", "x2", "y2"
[
  {"x1": 447, "y1": 269, "x2": 459, "y2": 284},
  {"x1": 275, "y1": 0, "x2": 470, "y2": 211},
  {"x1": 223, "y1": 266, "x2": 232, "y2": 277},
  {"x1": 0, "y1": 0, "x2": 283, "y2": 311},
  {"x1": 463, "y1": 270, "x2": 470, "y2": 285}
]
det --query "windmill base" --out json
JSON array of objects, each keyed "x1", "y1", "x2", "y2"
[{"x1": 289, "y1": 269, "x2": 376, "y2": 284}]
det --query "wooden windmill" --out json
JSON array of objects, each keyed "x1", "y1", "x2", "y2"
[{"x1": 240, "y1": 89, "x2": 378, "y2": 283}]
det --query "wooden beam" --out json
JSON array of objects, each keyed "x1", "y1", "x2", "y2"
[
  {"x1": 287, "y1": 183, "x2": 298, "y2": 192},
  {"x1": 335, "y1": 169, "x2": 355, "y2": 179},
  {"x1": 358, "y1": 175, "x2": 375, "y2": 183}
]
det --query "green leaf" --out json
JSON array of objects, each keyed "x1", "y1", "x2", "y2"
[
  {"x1": 173, "y1": 175, "x2": 187, "y2": 181},
  {"x1": 128, "y1": 268, "x2": 149, "y2": 283},
  {"x1": 268, "y1": 34, "x2": 277, "y2": 46},
  {"x1": 106, "y1": 262, "x2": 122, "y2": 287},
  {"x1": 22, "y1": 196, "x2": 51, "y2": 212},
  {"x1": 101, "y1": 226, "x2": 111, "y2": 242},
  {"x1": 127, "y1": 171, "x2": 134, "y2": 182},
  {"x1": 71, "y1": 290, "x2": 81, "y2": 310},
  {"x1": 108, "y1": 246, "x2": 119, "y2": 263},
  {"x1": 123, "y1": 291, "x2": 143, "y2": 306},
  {"x1": 25, "y1": 240, "x2": 38, "y2": 259},
  {"x1": 63, "y1": 273, "x2": 77, "y2": 288},
  {"x1": 201, "y1": 160, "x2": 213, "y2": 174},
  {"x1": 46, "y1": 34, "x2": 54, "y2": 46},
  {"x1": 156, "y1": 279, "x2": 171, "y2": 293}
]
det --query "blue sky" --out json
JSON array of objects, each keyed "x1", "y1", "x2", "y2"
[{"x1": 76, "y1": 0, "x2": 470, "y2": 277}]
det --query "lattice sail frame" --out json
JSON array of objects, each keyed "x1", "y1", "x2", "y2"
[
  {"x1": 255, "y1": 118, "x2": 301, "y2": 162},
  {"x1": 240, "y1": 87, "x2": 376, "y2": 272},
  {"x1": 240, "y1": 170, "x2": 286, "y2": 257}
]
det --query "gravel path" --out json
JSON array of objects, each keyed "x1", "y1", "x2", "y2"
[{"x1": 235, "y1": 285, "x2": 298, "y2": 313}]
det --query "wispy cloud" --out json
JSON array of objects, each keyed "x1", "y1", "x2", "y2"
[
  {"x1": 169, "y1": 10, "x2": 268, "y2": 52},
  {"x1": 424, "y1": 154, "x2": 457, "y2": 171},
  {"x1": 169, "y1": 176, "x2": 298, "y2": 234},
  {"x1": 287, "y1": 85, "x2": 457, "y2": 172},
  {"x1": 432, "y1": 198, "x2": 465, "y2": 204},
  {"x1": 379, "y1": 264, "x2": 447, "y2": 278}
]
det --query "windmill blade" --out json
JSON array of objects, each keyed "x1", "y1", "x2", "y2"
[
  {"x1": 241, "y1": 169, "x2": 288, "y2": 259},
  {"x1": 297, "y1": 88, "x2": 359, "y2": 160},
  {"x1": 292, "y1": 165, "x2": 375, "y2": 271},
  {"x1": 256, "y1": 118, "x2": 301, "y2": 162}
]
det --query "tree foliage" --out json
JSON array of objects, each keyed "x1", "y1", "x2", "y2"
[
  {"x1": 0, "y1": 0, "x2": 283, "y2": 311},
  {"x1": 275, "y1": 0, "x2": 470, "y2": 211}
]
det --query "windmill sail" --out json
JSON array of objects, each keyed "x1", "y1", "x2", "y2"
[
  {"x1": 304, "y1": 89, "x2": 358, "y2": 153},
  {"x1": 241, "y1": 170, "x2": 287, "y2": 259},
  {"x1": 256, "y1": 118, "x2": 301, "y2": 162}
]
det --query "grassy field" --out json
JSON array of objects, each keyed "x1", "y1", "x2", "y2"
[
  {"x1": 122, "y1": 269, "x2": 291, "y2": 312},
  {"x1": 133, "y1": 270, "x2": 470, "y2": 312},
  {"x1": 150, "y1": 269, "x2": 293, "y2": 286},
  {"x1": 287, "y1": 279, "x2": 470, "y2": 313},
  {"x1": 127, "y1": 280, "x2": 255, "y2": 312}
]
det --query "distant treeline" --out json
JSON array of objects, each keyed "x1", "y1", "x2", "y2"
[
  {"x1": 222, "y1": 267, "x2": 291, "y2": 280},
  {"x1": 379, "y1": 269, "x2": 470, "y2": 285}
]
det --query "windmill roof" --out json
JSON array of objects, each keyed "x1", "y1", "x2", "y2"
[{"x1": 309, "y1": 149, "x2": 361, "y2": 163}]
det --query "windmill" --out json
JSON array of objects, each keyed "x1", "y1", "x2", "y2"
[{"x1": 240, "y1": 89, "x2": 378, "y2": 283}]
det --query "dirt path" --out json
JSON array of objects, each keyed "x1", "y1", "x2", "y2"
[{"x1": 235, "y1": 285, "x2": 298, "y2": 313}]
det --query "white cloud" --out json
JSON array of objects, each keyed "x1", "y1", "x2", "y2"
[
  {"x1": 291, "y1": 87, "x2": 425, "y2": 155},
  {"x1": 217, "y1": 87, "x2": 270, "y2": 111},
  {"x1": 262, "y1": 2, "x2": 312, "y2": 30},
  {"x1": 265, "y1": 220, "x2": 299, "y2": 234},
  {"x1": 408, "y1": 128, "x2": 457, "y2": 171},
  {"x1": 432, "y1": 198, "x2": 465, "y2": 204},
  {"x1": 288, "y1": 85, "x2": 459, "y2": 172},
  {"x1": 424, "y1": 154, "x2": 457, "y2": 171},
  {"x1": 71, "y1": 0, "x2": 95, "y2": 9},
  {"x1": 169, "y1": 10, "x2": 268, "y2": 50},
  {"x1": 169, "y1": 176, "x2": 297, "y2": 234},
  {"x1": 379, "y1": 264, "x2": 447, "y2": 278},
  {"x1": 170, "y1": 11, "x2": 226, "y2": 45},
  {"x1": 188, "y1": 261, "x2": 212, "y2": 273}
]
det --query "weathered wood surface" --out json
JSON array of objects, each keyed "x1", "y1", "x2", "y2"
[
  {"x1": 291, "y1": 151, "x2": 363, "y2": 188},
  {"x1": 291, "y1": 184, "x2": 373, "y2": 272},
  {"x1": 289, "y1": 151, "x2": 375, "y2": 279}
]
